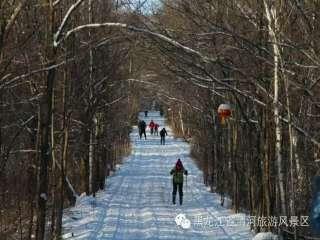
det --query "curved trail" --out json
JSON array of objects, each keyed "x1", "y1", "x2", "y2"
[{"x1": 62, "y1": 111, "x2": 253, "y2": 240}]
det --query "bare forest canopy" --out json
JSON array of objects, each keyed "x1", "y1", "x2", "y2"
[{"x1": 1, "y1": 0, "x2": 320, "y2": 239}]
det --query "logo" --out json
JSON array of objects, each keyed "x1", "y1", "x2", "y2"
[{"x1": 175, "y1": 213, "x2": 191, "y2": 229}]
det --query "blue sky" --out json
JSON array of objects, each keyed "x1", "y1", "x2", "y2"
[{"x1": 127, "y1": 0, "x2": 162, "y2": 14}]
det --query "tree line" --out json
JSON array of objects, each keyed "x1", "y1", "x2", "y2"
[{"x1": 0, "y1": 1, "x2": 141, "y2": 239}]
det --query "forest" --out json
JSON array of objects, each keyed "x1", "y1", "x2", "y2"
[{"x1": 1, "y1": 0, "x2": 320, "y2": 239}]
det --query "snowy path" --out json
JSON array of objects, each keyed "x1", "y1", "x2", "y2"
[{"x1": 62, "y1": 111, "x2": 253, "y2": 240}]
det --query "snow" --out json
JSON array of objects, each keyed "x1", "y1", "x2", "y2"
[
  {"x1": 62, "y1": 111, "x2": 254, "y2": 239},
  {"x1": 40, "y1": 193, "x2": 47, "y2": 201},
  {"x1": 252, "y1": 232, "x2": 278, "y2": 240}
]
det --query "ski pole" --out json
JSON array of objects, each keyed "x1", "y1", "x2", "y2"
[{"x1": 185, "y1": 174, "x2": 188, "y2": 198}]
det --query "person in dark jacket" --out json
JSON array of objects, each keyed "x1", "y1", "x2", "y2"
[
  {"x1": 144, "y1": 110, "x2": 148, "y2": 117},
  {"x1": 138, "y1": 120, "x2": 147, "y2": 139},
  {"x1": 154, "y1": 123, "x2": 159, "y2": 136},
  {"x1": 160, "y1": 128, "x2": 167, "y2": 145},
  {"x1": 170, "y1": 159, "x2": 188, "y2": 205},
  {"x1": 159, "y1": 108, "x2": 164, "y2": 116}
]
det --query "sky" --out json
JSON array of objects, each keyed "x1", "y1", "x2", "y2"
[{"x1": 124, "y1": 0, "x2": 162, "y2": 14}]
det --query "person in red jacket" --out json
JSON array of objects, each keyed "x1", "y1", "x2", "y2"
[{"x1": 149, "y1": 120, "x2": 155, "y2": 135}]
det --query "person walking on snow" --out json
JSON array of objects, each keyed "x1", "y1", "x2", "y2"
[
  {"x1": 144, "y1": 110, "x2": 148, "y2": 117},
  {"x1": 149, "y1": 120, "x2": 155, "y2": 135},
  {"x1": 160, "y1": 128, "x2": 167, "y2": 145},
  {"x1": 160, "y1": 107, "x2": 164, "y2": 117},
  {"x1": 170, "y1": 159, "x2": 188, "y2": 205},
  {"x1": 154, "y1": 123, "x2": 159, "y2": 136},
  {"x1": 138, "y1": 120, "x2": 147, "y2": 139}
]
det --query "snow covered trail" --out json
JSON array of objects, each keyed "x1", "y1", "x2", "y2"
[{"x1": 62, "y1": 111, "x2": 253, "y2": 240}]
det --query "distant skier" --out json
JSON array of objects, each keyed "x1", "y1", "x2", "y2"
[
  {"x1": 154, "y1": 123, "x2": 159, "y2": 136},
  {"x1": 144, "y1": 111, "x2": 148, "y2": 117},
  {"x1": 138, "y1": 120, "x2": 147, "y2": 139},
  {"x1": 170, "y1": 159, "x2": 188, "y2": 205},
  {"x1": 149, "y1": 120, "x2": 155, "y2": 135},
  {"x1": 160, "y1": 127, "x2": 167, "y2": 145},
  {"x1": 160, "y1": 108, "x2": 164, "y2": 116}
]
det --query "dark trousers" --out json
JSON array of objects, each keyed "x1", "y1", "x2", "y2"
[
  {"x1": 155, "y1": 129, "x2": 158, "y2": 135},
  {"x1": 150, "y1": 128, "x2": 154, "y2": 135},
  {"x1": 139, "y1": 129, "x2": 146, "y2": 139},
  {"x1": 160, "y1": 135, "x2": 165, "y2": 145},
  {"x1": 172, "y1": 182, "x2": 183, "y2": 205}
]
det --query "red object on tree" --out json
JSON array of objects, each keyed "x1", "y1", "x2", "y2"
[{"x1": 218, "y1": 104, "x2": 231, "y2": 124}]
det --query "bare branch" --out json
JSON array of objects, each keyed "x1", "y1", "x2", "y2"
[
  {"x1": 53, "y1": 0, "x2": 64, "y2": 7},
  {"x1": 0, "y1": 61, "x2": 66, "y2": 90},
  {"x1": 53, "y1": 22, "x2": 218, "y2": 64},
  {"x1": 54, "y1": 0, "x2": 85, "y2": 45},
  {"x1": 4, "y1": 0, "x2": 27, "y2": 37}
]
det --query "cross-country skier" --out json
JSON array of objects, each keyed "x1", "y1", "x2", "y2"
[
  {"x1": 160, "y1": 127, "x2": 167, "y2": 145},
  {"x1": 170, "y1": 159, "x2": 188, "y2": 205},
  {"x1": 159, "y1": 107, "x2": 164, "y2": 116},
  {"x1": 149, "y1": 120, "x2": 155, "y2": 135},
  {"x1": 154, "y1": 123, "x2": 159, "y2": 136},
  {"x1": 138, "y1": 120, "x2": 147, "y2": 139}
]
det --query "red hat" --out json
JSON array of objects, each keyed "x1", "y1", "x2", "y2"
[{"x1": 176, "y1": 159, "x2": 183, "y2": 170}]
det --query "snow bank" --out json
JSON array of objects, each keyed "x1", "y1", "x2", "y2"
[
  {"x1": 73, "y1": 192, "x2": 96, "y2": 209},
  {"x1": 253, "y1": 232, "x2": 278, "y2": 240}
]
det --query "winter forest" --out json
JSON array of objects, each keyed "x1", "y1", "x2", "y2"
[{"x1": 1, "y1": 0, "x2": 320, "y2": 239}]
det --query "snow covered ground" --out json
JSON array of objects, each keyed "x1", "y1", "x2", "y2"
[{"x1": 62, "y1": 111, "x2": 254, "y2": 239}]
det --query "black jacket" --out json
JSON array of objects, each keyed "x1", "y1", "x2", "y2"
[
  {"x1": 160, "y1": 128, "x2": 167, "y2": 136},
  {"x1": 139, "y1": 120, "x2": 146, "y2": 130}
]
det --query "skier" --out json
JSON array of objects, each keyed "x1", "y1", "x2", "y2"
[
  {"x1": 154, "y1": 123, "x2": 159, "y2": 136},
  {"x1": 149, "y1": 120, "x2": 155, "y2": 135},
  {"x1": 144, "y1": 110, "x2": 148, "y2": 117},
  {"x1": 170, "y1": 159, "x2": 188, "y2": 205},
  {"x1": 160, "y1": 127, "x2": 167, "y2": 145},
  {"x1": 138, "y1": 120, "x2": 147, "y2": 139},
  {"x1": 159, "y1": 107, "x2": 164, "y2": 116}
]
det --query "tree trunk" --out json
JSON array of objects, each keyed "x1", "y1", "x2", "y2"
[
  {"x1": 53, "y1": 60, "x2": 70, "y2": 239},
  {"x1": 89, "y1": 128, "x2": 94, "y2": 194},
  {"x1": 88, "y1": 0, "x2": 95, "y2": 196},
  {"x1": 262, "y1": 108, "x2": 271, "y2": 222},
  {"x1": 263, "y1": 0, "x2": 287, "y2": 216},
  {"x1": 51, "y1": 91, "x2": 57, "y2": 238},
  {"x1": 179, "y1": 106, "x2": 185, "y2": 136},
  {"x1": 36, "y1": 2, "x2": 56, "y2": 238}
]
